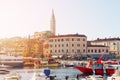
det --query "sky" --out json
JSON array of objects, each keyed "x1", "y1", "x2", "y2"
[{"x1": 0, "y1": 0, "x2": 120, "y2": 40}]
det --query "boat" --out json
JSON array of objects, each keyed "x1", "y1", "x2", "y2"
[
  {"x1": 34, "y1": 58, "x2": 60, "y2": 68},
  {"x1": 0, "y1": 68, "x2": 10, "y2": 74},
  {"x1": 30, "y1": 72, "x2": 47, "y2": 80},
  {"x1": 107, "y1": 70, "x2": 120, "y2": 80},
  {"x1": 0, "y1": 64, "x2": 12, "y2": 68},
  {"x1": 74, "y1": 57, "x2": 115, "y2": 76},
  {"x1": 85, "y1": 75, "x2": 103, "y2": 80},
  {"x1": 108, "y1": 64, "x2": 120, "y2": 70},
  {"x1": 4, "y1": 72, "x2": 21, "y2": 80},
  {"x1": 105, "y1": 59, "x2": 120, "y2": 65},
  {"x1": 0, "y1": 55, "x2": 24, "y2": 68}
]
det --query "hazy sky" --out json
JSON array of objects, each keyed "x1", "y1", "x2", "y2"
[{"x1": 0, "y1": 0, "x2": 120, "y2": 40}]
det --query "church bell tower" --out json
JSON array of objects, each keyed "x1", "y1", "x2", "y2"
[{"x1": 50, "y1": 9, "x2": 56, "y2": 35}]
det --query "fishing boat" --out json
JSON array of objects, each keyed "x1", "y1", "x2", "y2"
[
  {"x1": 4, "y1": 72, "x2": 21, "y2": 80},
  {"x1": 0, "y1": 68, "x2": 10, "y2": 74},
  {"x1": 74, "y1": 58, "x2": 115, "y2": 76}
]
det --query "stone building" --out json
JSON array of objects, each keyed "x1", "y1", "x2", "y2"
[{"x1": 48, "y1": 34, "x2": 87, "y2": 56}]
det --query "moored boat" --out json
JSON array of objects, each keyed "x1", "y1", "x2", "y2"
[
  {"x1": 30, "y1": 72, "x2": 47, "y2": 80},
  {"x1": 0, "y1": 68, "x2": 10, "y2": 74},
  {"x1": 0, "y1": 64, "x2": 12, "y2": 68},
  {"x1": 85, "y1": 75, "x2": 103, "y2": 80},
  {"x1": 107, "y1": 70, "x2": 120, "y2": 80},
  {"x1": 74, "y1": 58, "x2": 115, "y2": 76},
  {"x1": 0, "y1": 55, "x2": 24, "y2": 68},
  {"x1": 4, "y1": 72, "x2": 21, "y2": 80}
]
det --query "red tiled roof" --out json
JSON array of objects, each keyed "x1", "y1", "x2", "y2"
[
  {"x1": 49, "y1": 34, "x2": 87, "y2": 38},
  {"x1": 93, "y1": 38, "x2": 120, "y2": 42}
]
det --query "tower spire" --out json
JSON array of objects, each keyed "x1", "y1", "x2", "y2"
[{"x1": 50, "y1": 9, "x2": 56, "y2": 35}]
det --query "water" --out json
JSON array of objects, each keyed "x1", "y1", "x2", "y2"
[{"x1": 0, "y1": 67, "x2": 81, "y2": 80}]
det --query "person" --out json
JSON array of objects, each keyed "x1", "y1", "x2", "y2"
[
  {"x1": 76, "y1": 74, "x2": 79, "y2": 80},
  {"x1": 49, "y1": 76, "x2": 54, "y2": 80},
  {"x1": 65, "y1": 76, "x2": 69, "y2": 80},
  {"x1": 49, "y1": 75, "x2": 56, "y2": 80}
]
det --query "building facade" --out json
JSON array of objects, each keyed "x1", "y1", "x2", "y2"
[
  {"x1": 31, "y1": 31, "x2": 53, "y2": 40},
  {"x1": 49, "y1": 34, "x2": 87, "y2": 55},
  {"x1": 91, "y1": 38, "x2": 120, "y2": 56},
  {"x1": 87, "y1": 45, "x2": 109, "y2": 54}
]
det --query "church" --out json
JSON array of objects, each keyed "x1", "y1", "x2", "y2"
[{"x1": 30, "y1": 9, "x2": 56, "y2": 40}]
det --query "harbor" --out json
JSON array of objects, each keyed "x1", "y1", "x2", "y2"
[
  {"x1": 0, "y1": 67, "x2": 81, "y2": 80},
  {"x1": 0, "y1": 53, "x2": 120, "y2": 80},
  {"x1": 0, "y1": 58, "x2": 120, "y2": 80},
  {"x1": 1, "y1": 67, "x2": 120, "y2": 80},
  {"x1": 0, "y1": 0, "x2": 120, "y2": 80}
]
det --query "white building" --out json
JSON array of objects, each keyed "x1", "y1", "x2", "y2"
[
  {"x1": 91, "y1": 38, "x2": 120, "y2": 56},
  {"x1": 87, "y1": 45, "x2": 109, "y2": 54},
  {"x1": 49, "y1": 34, "x2": 87, "y2": 55}
]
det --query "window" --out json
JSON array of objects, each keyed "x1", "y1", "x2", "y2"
[
  {"x1": 50, "y1": 50, "x2": 52, "y2": 53},
  {"x1": 77, "y1": 39, "x2": 80, "y2": 41},
  {"x1": 66, "y1": 38, "x2": 69, "y2": 41},
  {"x1": 88, "y1": 49, "x2": 90, "y2": 53},
  {"x1": 72, "y1": 44, "x2": 74, "y2": 47},
  {"x1": 66, "y1": 44, "x2": 68, "y2": 47},
  {"x1": 95, "y1": 49, "x2": 97, "y2": 53},
  {"x1": 91, "y1": 49, "x2": 93, "y2": 53},
  {"x1": 77, "y1": 44, "x2": 80, "y2": 47},
  {"x1": 49, "y1": 39, "x2": 53, "y2": 42},
  {"x1": 62, "y1": 44, "x2": 64, "y2": 47},
  {"x1": 58, "y1": 44, "x2": 60, "y2": 47},
  {"x1": 99, "y1": 49, "x2": 101, "y2": 53},
  {"x1": 55, "y1": 44, "x2": 57, "y2": 47},
  {"x1": 66, "y1": 49, "x2": 68, "y2": 53},
  {"x1": 83, "y1": 49, "x2": 85, "y2": 53},
  {"x1": 77, "y1": 49, "x2": 80, "y2": 53},
  {"x1": 102, "y1": 49, "x2": 104, "y2": 52},
  {"x1": 83, "y1": 44, "x2": 85, "y2": 47},
  {"x1": 58, "y1": 50, "x2": 60, "y2": 53},
  {"x1": 55, "y1": 50, "x2": 57, "y2": 53},
  {"x1": 58, "y1": 39, "x2": 60, "y2": 42},
  {"x1": 113, "y1": 43, "x2": 116, "y2": 45},
  {"x1": 61, "y1": 39, "x2": 64, "y2": 41},
  {"x1": 62, "y1": 49, "x2": 64, "y2": 52},
  {"x1": 72, "y1": 38, "x2": 74, "y2": 41},
  {"x1": 106, "y1": 49, "x2": 108, "y2": 53},
  {"x1": 83, "y1": 38, "x2": 85, "y2": 41}
]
